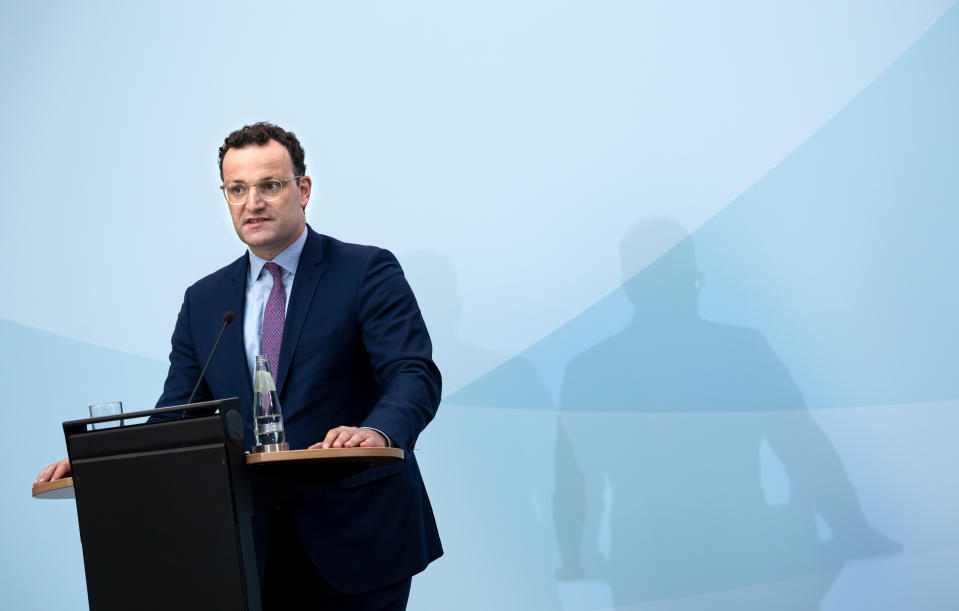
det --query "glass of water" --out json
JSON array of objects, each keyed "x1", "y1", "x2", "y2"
[{"x1": 89, "y1": 401, "x2": 123, "y2": 429}]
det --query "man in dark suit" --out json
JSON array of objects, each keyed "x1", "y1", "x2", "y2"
[{"x1": 37, "y1": 123, "x2": 443, "y2": 609}]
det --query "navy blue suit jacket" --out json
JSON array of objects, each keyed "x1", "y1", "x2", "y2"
[{"x1": 155, "y1": 227, "x2": 443, "y2": 593}]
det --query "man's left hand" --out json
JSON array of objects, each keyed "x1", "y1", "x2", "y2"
[{"x1": 311, "y1": 426, "x2": 387, "y2": 449}]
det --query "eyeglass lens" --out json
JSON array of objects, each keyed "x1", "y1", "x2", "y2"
[{"x1": 224, "y1": 180, "x2": 285, "y2": 204}]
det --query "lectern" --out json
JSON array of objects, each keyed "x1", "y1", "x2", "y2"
[
  {"x1": 35, "y1": 399, "x2": 405, "y2": 611},
  {"x1": 63, "y1": 399, "x2": 259, "y2": 611}
]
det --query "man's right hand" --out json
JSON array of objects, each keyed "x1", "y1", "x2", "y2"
[{"x1": 35, "y1": 458, "x2": 71, "y2": 485}]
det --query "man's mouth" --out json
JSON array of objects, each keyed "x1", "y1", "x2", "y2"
[{"x1": 245, "y1": 217, "x2": 270, "y2": 226}]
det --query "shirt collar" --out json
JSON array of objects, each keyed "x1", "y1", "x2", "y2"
[{"x1": 247, "y1": 225, "x2": 308, "y2": 285}]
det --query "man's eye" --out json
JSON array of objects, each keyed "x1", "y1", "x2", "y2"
[
  {"x1": 260, "y1": 181, "x2": 282, "y2": 193},
  {"x1": 228, "y1": 185, "x2": 247, "y2": 196}
]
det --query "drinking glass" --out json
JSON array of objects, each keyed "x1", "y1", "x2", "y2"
[{"x1": 89, "y1": 401, "x2": 123, "y2": 430}]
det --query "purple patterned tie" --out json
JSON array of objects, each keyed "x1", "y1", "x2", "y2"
[{"x1": 260, "y1": 262, "x2": 286, "y2": 381}]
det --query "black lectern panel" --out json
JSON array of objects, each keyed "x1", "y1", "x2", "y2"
[{"x1": 64, "y1": 399, "x2": 260, "y2": 611}]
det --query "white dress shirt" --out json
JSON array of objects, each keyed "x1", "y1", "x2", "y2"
[{"x1": 243, "y1": 227, "x2": 307, "y2": 381}]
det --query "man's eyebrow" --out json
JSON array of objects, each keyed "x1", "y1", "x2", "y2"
[{"x1": 225, "y1": 175, "x2": 277, "y2": 183}]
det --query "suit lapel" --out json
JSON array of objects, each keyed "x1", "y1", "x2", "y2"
[
  {"x1": 277, "y1": 229, "x2": 327, "y2": 396},
  {"x1": 226, "y1": 254, "x2": 252, "y2": 395}
]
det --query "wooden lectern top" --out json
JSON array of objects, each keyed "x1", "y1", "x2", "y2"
[
  {"x1": 32, "y1": 477, "x2": 75, "y2": 499},
  {"x1": 245, "y1": 447, "x2": 404, "y2": 465},
  {"x1": 32, "y1": 447, "x2": 404, "y2": 499}
]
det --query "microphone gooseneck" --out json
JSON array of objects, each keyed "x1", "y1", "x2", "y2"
[{"x1": 187, "y1": 310, "x2": 235, "y2": 404}]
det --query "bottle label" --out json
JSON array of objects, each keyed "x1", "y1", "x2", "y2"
[{"x1": 254, "y1": 369, "x2": 276, "y2": 393}]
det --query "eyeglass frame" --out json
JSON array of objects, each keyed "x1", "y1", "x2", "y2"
[{"x1": 219, "y1": 176, "x2": 303, "y2": 205}]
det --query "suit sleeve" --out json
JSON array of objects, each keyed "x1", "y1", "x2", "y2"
[
  {"x1": 152, "y1": 286, "x2": 211, "y2": 419},
  {"x1": 355, "y1": 249, "x2": 442, "y2": 451}
]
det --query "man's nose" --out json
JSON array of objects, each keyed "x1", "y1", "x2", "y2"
[{"x1": 245, "y1": 187, "x2": 266, "y2": 209}]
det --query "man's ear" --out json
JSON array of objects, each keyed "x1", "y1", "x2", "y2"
[{"x1": 299, "y1": 175, "x2": 312, "y2": 211}]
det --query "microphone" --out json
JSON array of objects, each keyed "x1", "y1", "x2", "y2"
[{"x1": 188, "y1": 311, "x2": 235, "y2": 404}]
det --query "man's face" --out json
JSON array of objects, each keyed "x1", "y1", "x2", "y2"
[{"x1": 222, "y1": 139, "x2": 311, "y2": 260}]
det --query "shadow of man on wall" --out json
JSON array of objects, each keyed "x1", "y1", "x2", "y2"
[
  {"x1": 554, "y1": 219, "x2": 900, "y2": 610},
  {"x1": 402, "y1": 251, "x2": 563, "y2": 610}
]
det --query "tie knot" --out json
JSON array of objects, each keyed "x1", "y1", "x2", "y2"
[{"x1": 264, "y1": 262, "x2": 283, "y2": 281}]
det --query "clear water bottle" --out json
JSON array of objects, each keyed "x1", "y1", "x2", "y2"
[{"x1": 252, "y1": 355, "x2": 289, "y2": 453}]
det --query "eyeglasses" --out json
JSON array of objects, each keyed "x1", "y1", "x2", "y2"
[{"x1": 220, "y1": 176, "x2": 302, "y2": 205}]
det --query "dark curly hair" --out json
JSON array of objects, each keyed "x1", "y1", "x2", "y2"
[{"x1": 218, "y1": 122, "x2": 306, "y2": 180}]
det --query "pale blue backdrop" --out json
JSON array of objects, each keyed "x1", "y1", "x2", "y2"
[{"x1": 2, "y1": 1, "x2": 957, "y2": 609}]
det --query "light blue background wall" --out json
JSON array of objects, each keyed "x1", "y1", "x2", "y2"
[{"x1": 2, "y1": 1, "x2": 956, "y2": 609}]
